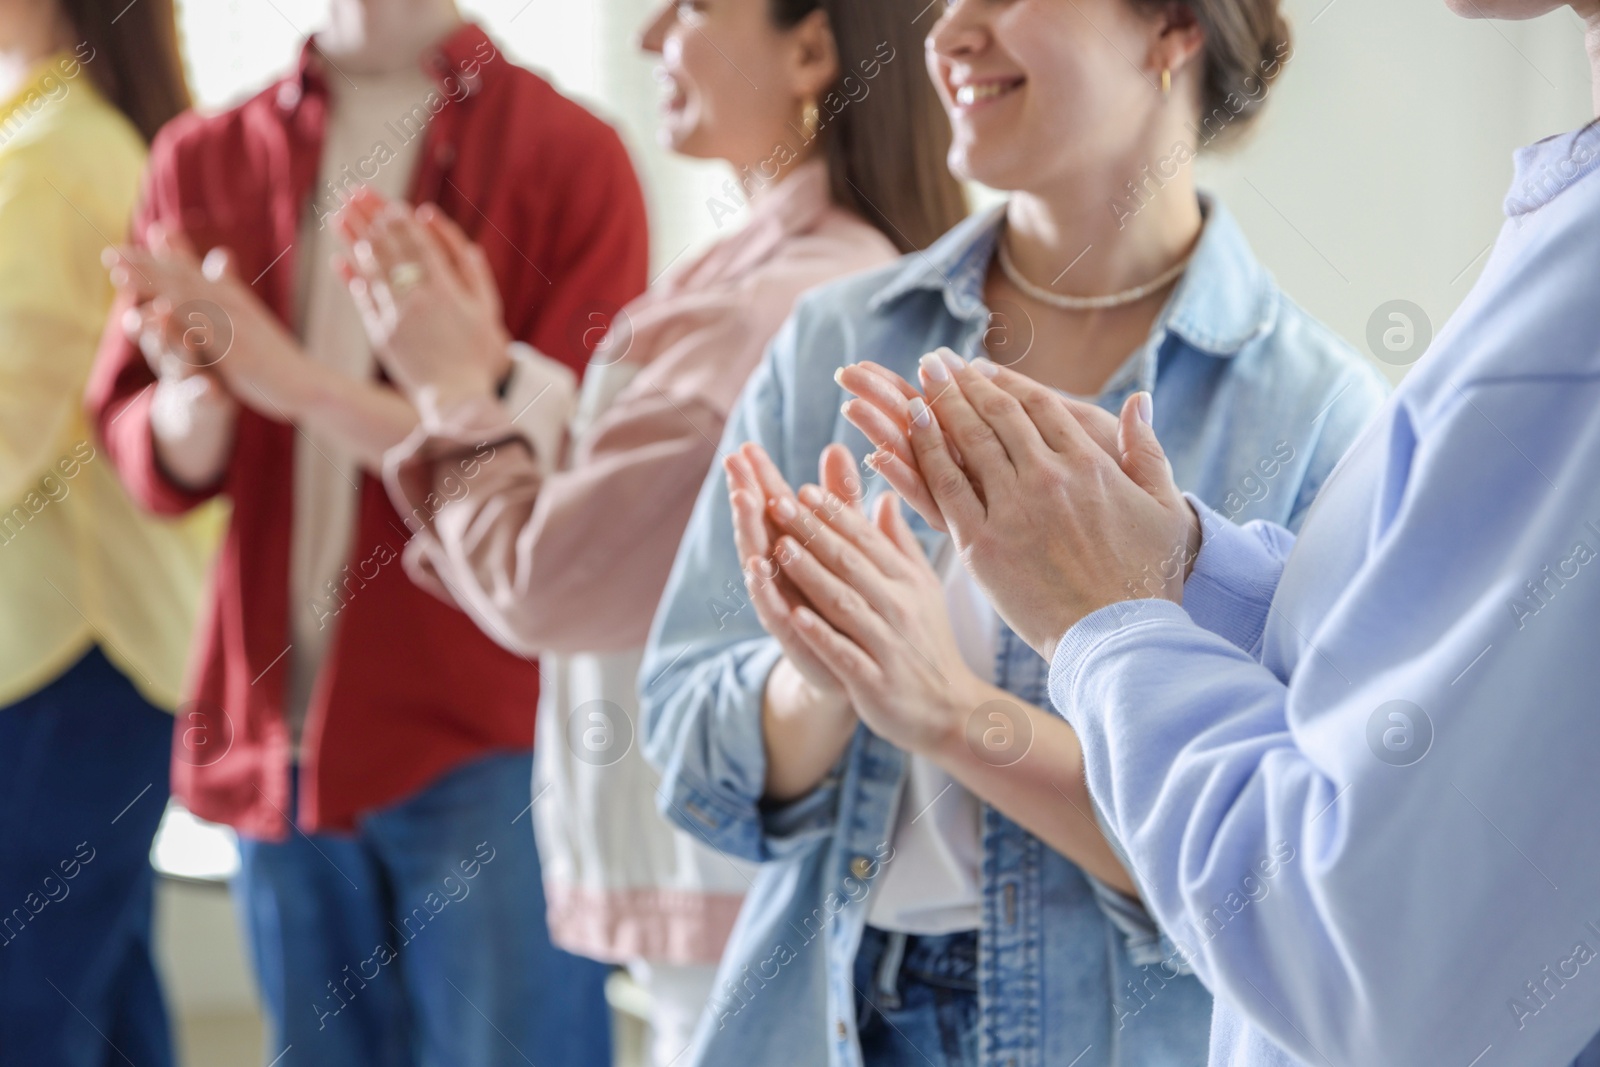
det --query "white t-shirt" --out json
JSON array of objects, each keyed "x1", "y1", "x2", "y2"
[{"x1": 865, "y1": 546, "x2": 995, "y2": 935}]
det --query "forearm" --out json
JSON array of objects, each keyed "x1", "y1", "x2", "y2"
[
  {"x1": 273, "y1": 360, "x2": 417, "y2": 470},
  {"x1": 149, "y1": 375, "x2": 238, "y2": 491},
  {"x1": 761, "y1": 656, "x2": 858, "y2": 803},
  {"x1": 930, "y1": 684, "x2": 1137, "y2": 895}
]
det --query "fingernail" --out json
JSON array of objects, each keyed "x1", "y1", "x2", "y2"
[
  {"x1": 774, "y1": 497, "x2": 796, "y2": 520},
  {"x1": 798, "y1": 485, "x2": 822, "y2": 507},
  {"x1": 121, "y1": 306, "x2": 142, "y2": 335},
  {"x1": 918, "y1": 352, "x2": 949, "y2": 383},
  {"x1": 832, "y1": 367, "x2": 845, "y2": 386},
  {"x1": 1137, "y1": 392, "x2": 1153, "y2": 426},
  {"x1": 910, "y1": 397, "x2": 931, "y2": 428},
  {"x1": 839, "y1": 401, "x2": 851, "y2": 418},
  {"x1": 938, "y1": 347, "x2": 965, "y2": 373},
  {"x1": 971, "y1": 357, "x2": 999, "y2": 379},
  {"x1": 100, "y1": 247, "x2": 118, "y2": 268}
]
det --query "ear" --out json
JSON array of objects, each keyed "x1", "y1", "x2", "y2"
[
  {"x1": 1149, "y1": 2, "x2": 1206, "y2": 83},
  {"x1": 785, "y1": 8, "x2": 841, "y2": 103}
]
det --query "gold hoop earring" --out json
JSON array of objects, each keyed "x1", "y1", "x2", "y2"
[
  {"x1": 801, "y1": 97, "x2": 822, "y2": 140},
  {"x1": 1161, "y1": 68, "x2": 1172, "y2": 96}
]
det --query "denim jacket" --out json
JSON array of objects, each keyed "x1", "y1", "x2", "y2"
[{"x1": 639, "y1": 197, "x2": 1388, "y2": 1067}]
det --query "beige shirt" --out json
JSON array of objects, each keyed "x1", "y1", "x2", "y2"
[{"x1": 286, "y1": 65, "x2": 433, "y2": 742}]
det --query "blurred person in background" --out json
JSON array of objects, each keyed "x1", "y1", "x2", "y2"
[
  {"x1": 640, "y1": 0, "x2": 1388, "y2": 1064},
  {"x1": 326, "y1": 2, "x2": 964, "y2": 1064},
  {"x1": 0, "y1": 0, "x2": 211, "y2": 1065},
  {"x1": 86, "y1": 0, "x2": 647, "y2": 1063}
]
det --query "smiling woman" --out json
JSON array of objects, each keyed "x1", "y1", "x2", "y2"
[{"x1": 638, "y1": 0, "x2": 1390, "y2": 1064}]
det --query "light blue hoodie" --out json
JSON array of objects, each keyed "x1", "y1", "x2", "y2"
[{"x1": 1048, "y1": 122, "x2": 1600, "y2": 1066}]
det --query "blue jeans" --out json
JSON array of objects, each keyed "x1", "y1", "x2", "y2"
[
  {"x1": 853, "y1": 927, "x2": 978, "y2": 1067},
  {"x1": 0, "y1": 646, "x2": 175, "y2": 1067},
  {"x1": 235, "y1": 750, "x2": 612, "y2": 1067}
]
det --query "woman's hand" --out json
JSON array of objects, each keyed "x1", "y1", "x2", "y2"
[
  {"x1": 763, "y1": 478, "x2": 992, "y2": 757},
  {"x1": 836, "y1": 352, "x2": 1124, "y2": 532},
  {"x1": 727, "y1": 442, "x2": 871, "y2": 802},
  {"x1": 726, "y1": 441, "x2": 864, "y2": 707},
  {"x1": 892, "y1": 352, "x2": 1200, "y2": 660},
  {"x1": 106, "y1": 225, "x2": 303, "y2": 423},
  {"x1": 332, "y1": 187, "x2": 510, "y2": 407}
]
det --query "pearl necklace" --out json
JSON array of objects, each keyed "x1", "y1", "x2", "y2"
[{"x1": 996, "y1": 234, "x2": 1191, "y2": 311}]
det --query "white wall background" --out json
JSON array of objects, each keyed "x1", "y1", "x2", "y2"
[{"x1": 172, "y1": 0, "x2": 1595, "y2": 376}]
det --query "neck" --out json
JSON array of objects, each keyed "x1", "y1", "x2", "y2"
[
  {"x1": 0, "y1": 7, "x2": 67, "y2": 104},
  {"x1": 1003, "y1": 148, "x2": 1203, "y2": 303},
  {"x1": 318, "y1": 0, "x2": 462, "y2": 76}
]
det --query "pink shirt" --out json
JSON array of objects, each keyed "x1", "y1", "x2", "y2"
[{"x1": 388, "y1": 160, "x2": 898, "y2": 654}]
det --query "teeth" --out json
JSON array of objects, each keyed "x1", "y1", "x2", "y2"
[{"x1": 955, "y1": 82, "x2": 1016, "y2": 106}]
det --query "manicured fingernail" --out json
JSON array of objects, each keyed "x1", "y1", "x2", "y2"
[
  {"x1": 919, "y1": 352, "x2": 950, "y2": 383},
  {"x1": 798, "y1": 485, "x2": 822, "y2": 507},
  {"x1": 839, "y1": 401, "x2": 851, "y2": 418},
  {"x1": 774, "y1": 496, "x2": 796, "y2": 520},
  {"x1": 1137, "y1": 391, "x2": 1153, "y2": 426},
  {"x1": 971, "y1": 357, "x2": 999, "y2": 379},
  {"x1": 833, "y1": 368, "x2": 845, "y2": 386},
  {"x1": 937, "y1": 347, "x2": 965, "y2": 373},
  {"x1": 910, "y1": 397, "x2": 931, "y2": 428}
]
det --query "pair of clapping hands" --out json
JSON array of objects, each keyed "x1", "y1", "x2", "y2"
[
  {"x1": 728, "y1": 347, "x2": 1201, "y2": 754},
  {"x1": 104, "y1": 186, "x2": 509, "y2": 416}
]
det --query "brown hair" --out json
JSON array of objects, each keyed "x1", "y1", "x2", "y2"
[
  {"x1": 1133, "y1": 0, "x2": 1293, "y2": 150},
  {"x1": 769, "y1": 0, "x2": 968, "y2": 253},
  {"x1": 58, "y1": 0, "x2": 191, "y2": 144}
]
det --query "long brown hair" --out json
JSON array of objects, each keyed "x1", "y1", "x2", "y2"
[
  {"x1": 58, "y1": 0, "x2": 190, "y2": 144},
  {"x1": 770, "y1": 0, "x2": 967, "y2": 253}
]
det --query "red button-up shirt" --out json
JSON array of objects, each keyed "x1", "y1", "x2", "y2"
[{"x1": 85, "y1": 23, "x2": 649, "y2": 838}]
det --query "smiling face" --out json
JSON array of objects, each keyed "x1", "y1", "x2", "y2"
[
  {"x1": 638, "y1": 0, "x2": 834, "y2": 167},
  {"x1": 925, "y1": 0, "x2": 1181, "y2": 195}
]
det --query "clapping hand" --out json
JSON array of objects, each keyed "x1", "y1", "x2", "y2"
[
  {"x1": 331, "y1": 187, "x2": 510, "y2": 407},
  {"x1": 837, "y1": 349, "x2": 1200, "y2": 659}
]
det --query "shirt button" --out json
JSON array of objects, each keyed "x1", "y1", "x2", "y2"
[
  {"x1": 835, "y1": 1020, "x2": 847, "y2": 1038},
  {"x1": 276, "y1": 82, "x2": 302, "y2": 110},
  {"x1": 850, "y1": 856, "x2": 873, "y2": 880}
]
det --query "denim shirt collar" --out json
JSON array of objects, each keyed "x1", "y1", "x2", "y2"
[{"x1": 867, "y1": 192, "x2": 1277, "y2": 363}]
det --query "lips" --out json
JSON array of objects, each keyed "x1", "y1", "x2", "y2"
[{"x1": 952, "y1": 78, "x2": 1024, "y2": 107}]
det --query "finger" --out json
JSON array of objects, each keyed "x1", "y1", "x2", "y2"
[
  {"x1": 841, "y1": 396, "x2": 914, "y2": 466},
  {"x1": 419, "y1": 205, "x2": 497, "y2": 301},
  {"x1": 874, "y1": 492, "x2": 926, "y2": 561},
  {"x1": 916, "y1": 349, "x2": 1015, "y2": 479},
  {"x1": 942, "y1": 355, "x2": 1052, "y2": 467},
  {"x1": 836, "y1": 362, "x2": 919, "y2": 427},
  {"x1": 863, "y1": 449, "x2": 946, "y2": 533},
  {"x1": 740, "y1": 442, "x2": 801, "y2": 518},
  {"x1": 774, "y1": 534, "x2": 897, "y2": 657},
  {"x1": 973, "y1": 358, "x2": 1121, "y2": 459},
  {"x1": 147, "y1": 222, "x2": 199, "y2": 266},
  {"x1": 379, "y1": 207, "x2": 451, "y2": 285},
  {"x1": 799, "y1": 483, "x2": 917, "y2": 582},
  {"x1": 904, "y1": 395, "x2": 985, "y2": 533},
  {"x1": 727, "y1": 453, "x2": 811, "y2": 613},
  {"x1": 789, "y1": 604, "x2": 881, "y2": 690},
  {"x1": 1116, "y1": 391, "x2": 1179, "y2": 501},
  {"x1": 818, "y1": 443, "x2": 863, "y2": 511}
]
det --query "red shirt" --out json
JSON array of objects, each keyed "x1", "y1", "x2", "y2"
[{"x1": 85, "y1": 23, "x2": 649, "y2": 839}]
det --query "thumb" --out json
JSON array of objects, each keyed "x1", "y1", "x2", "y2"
[{"x1": 1117, "y1": 391, "x2": 1177, "y2": 500}]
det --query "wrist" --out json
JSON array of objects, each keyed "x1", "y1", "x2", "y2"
[{"x1": 927, "y1": 673, "x2": 1001, "y2": 766}]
